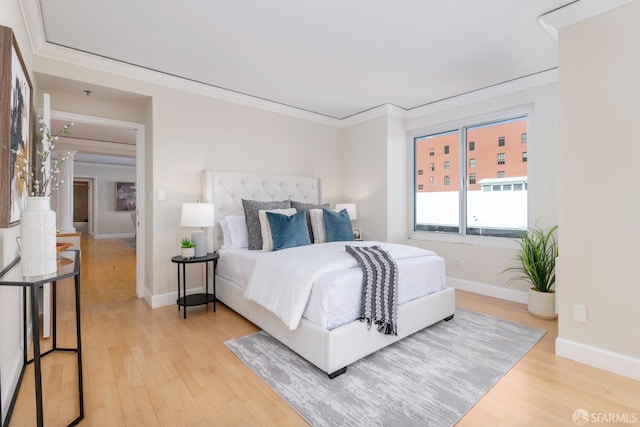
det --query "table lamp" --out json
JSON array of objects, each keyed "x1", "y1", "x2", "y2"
[
  {"x1": 180, "y1": 202, "x2": 215, "y2": 257},
  {"x1": 335, "y1": 203, "x2": 357, "y2": 220}
]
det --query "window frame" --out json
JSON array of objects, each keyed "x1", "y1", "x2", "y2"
[{"x1": 408, "y1": 106, "x2": 533, "y2": 247}]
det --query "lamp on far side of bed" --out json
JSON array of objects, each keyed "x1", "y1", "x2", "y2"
[
  {"x1": 180, "y1": 202, "x2": 215, "y2": 257},
  {"x1": 335, "y1": 203, "x2": 357, "y2": 220}
]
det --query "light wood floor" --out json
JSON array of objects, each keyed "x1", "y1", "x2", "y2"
[{"x1": 7, "y1": 238, "x2": 639, "y2": 426}]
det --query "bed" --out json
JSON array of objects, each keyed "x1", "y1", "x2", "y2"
[{"x1": 211, "y1": 171, "x2": 455, "y2": 378}]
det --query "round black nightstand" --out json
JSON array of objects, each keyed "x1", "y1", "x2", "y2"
[{"x1": 171, "y1": 252, "x2": 219, "y2": 318}]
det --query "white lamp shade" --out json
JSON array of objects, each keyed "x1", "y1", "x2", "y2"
[
  {"x1": 335, "y1": 203, "x2": 357, "y2": 220},
  {"x1": 180, "y1": 203, "x2": 215, "y2": 227}
]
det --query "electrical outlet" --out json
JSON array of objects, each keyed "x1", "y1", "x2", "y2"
[
  {"x1": 573, "y1": 304, "x2": 587, "y2": 323},
  {"x1": 455, "y1": 259, "x2": 461, "y2": 268}
]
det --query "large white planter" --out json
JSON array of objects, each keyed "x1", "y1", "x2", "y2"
[
  {"x1": 20, "y1": 197, "x2": 57, "y2": 276},
  {"x1": 528, "y1": 288, "x2": 557, "y2": 320}
]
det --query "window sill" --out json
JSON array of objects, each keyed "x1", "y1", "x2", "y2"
[{"x1": 409, "y1": 230, "x2": 520, "y2": 249}]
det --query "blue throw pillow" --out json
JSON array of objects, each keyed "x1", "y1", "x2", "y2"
[
  {"x1": 266, "y1": 210, "x2": 312, "y2": 251},
  {"x1": 322, "y1": 208, "x2": 354, "y2": 242}
]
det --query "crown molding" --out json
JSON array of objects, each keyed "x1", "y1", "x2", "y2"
[
  {"x1": 339, "y1": 104, "x2": 407, "y2": 128},
  {"x1": 18, "y1": 0, "x2": 566, "y2": 131},
  {"x1": 404, "y1": 69, "x2": 558, "y2": 120},
  {"x1": 20, "y1": 0, "x2": 342, "y2": 127},
  {"x1": 539, "y1": 0, "x2": 635, "y2": 40}
]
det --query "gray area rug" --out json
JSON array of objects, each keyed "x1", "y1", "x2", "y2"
[{"x1": 224, "y1": 308, "x2": 545, "y2": 427}]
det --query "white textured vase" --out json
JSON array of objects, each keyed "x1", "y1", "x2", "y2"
[{"x1": 20, "y1": 197, "x2": 57, "y2": 276}]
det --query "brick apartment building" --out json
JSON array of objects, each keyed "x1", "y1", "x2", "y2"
[{"x1": 415, "y1": 117, "x2": 527, "y2": 192}]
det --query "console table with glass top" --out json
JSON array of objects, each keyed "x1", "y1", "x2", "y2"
[{"x1": 0, "y1": 250, "x2": 83, "y2": 427}]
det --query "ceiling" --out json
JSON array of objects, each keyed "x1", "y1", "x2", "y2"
[{"x1": 37, "y1": 0, "x2": 570, "y2": 120}]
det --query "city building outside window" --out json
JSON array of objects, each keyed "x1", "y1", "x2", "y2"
[{"x1": 411, "y1": 112, "x2": 528, "y2": 238}]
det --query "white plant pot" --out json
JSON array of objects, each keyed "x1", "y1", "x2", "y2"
[
  {"x1": 181, "y1": 247, "x2": 195, "y2": 259},
  {"x1": 528, "y1": 288, "x2": 557, "y2": 320},
  {"x1": 20, "y1": 197, "x2": 57, "y2": 276}
]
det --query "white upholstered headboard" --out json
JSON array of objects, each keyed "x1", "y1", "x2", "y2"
[{"x1": 209, "y1": 171, "x2": 323, "y2": 250}]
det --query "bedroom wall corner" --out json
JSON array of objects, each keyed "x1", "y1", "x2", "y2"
[
  {"x1": 556, "y1": 0, "x2": 640, "y2": 376},
  {"x1": 341, "y1": 115, "x2": 389, "y2": 242}
]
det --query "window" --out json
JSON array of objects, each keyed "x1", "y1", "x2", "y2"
[
  {"x1": 429, "y1": 148, "x2": 434, "y2": 157},
  {"x1": 418, "y1": 169, "x2": 424, "y2": 175},
  {"x1": 418, "y1": 184, "x2": 424, "y2": 190},
  {"x1": 412, "y1": 113, "x2": 528, "y2": 238},
  {"x1": 522, "y1": 152, "x2": 528, "y2": 162},
  {"x1": 498, "y1": 136, "x2": 505, "y2": 146},
  {"x1": 522, "y1": 133, "x2": 527, "y2": 143}
]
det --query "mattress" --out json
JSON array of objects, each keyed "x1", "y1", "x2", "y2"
[{"x1": 217, "y1": 244, "x2": 446, "y2": 330}]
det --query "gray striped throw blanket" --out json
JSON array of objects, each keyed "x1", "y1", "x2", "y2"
[{"x1": 345, "y1": 245, "x2": 399, "y2": 335}]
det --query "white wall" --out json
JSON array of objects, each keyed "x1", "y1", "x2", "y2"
[
  {"x1": 30, "y1": 57, "x2": 344, "y2": 302},
  {"x1": 557, "y1": 1, "x2": 640, "y2": 374},
  {"x1": 339, "y1": 84, "x2": 558, "y2": 302},
  {"x1": 0, "y1": 0, "x2": 33, "y2": 421},
  {"x1": 342, "y1": 116, "x2": 388, "y2": 241},
  {"x1": 74, "y1": 163, "x2": 137, "y2": 237}
]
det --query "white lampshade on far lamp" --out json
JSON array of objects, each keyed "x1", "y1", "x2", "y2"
[
  {"x1": 180, "y1": 202, "x2": 215, "y2": 257},
  {"x1": 335, "y1": 203, "x2": 357, "y2": 220}
]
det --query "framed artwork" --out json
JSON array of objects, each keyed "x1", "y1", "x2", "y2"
[
  {"x1": 353, "y1": 228, "x2": 362, "y2": 241},
  {"x1": 0, "y1": 25, "x2": 33, "y2": 228},
  {"x1": 116, "y1": 182, "x2": 136, "y2": 211}
]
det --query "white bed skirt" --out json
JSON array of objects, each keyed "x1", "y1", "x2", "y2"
[{"x1": 217, "y1": 274, "x2": 456, "y2": 375}]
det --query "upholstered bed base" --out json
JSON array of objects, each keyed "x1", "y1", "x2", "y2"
[
  {"x1": 210, "y1": 170, "x2": 455, "y2": 377},
  {"x1": 216, "y1": 274, "x2": 455, "y2": 376}
]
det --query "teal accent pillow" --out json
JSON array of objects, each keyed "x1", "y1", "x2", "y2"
[
  {"x1": 266, "y1": 210, "x2": 312, "y2": 251},
  {"x1": 322, "y1": 208, "x2": 354, "y2": 242}
]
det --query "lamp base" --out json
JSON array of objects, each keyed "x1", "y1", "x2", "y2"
[{"x1": 191, "y1": 230, "x2": 207, "y2": 257}]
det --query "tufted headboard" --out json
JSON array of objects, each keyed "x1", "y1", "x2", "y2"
[{"x1": 210, "y1": 171, "x2": 323, "y2": 250}]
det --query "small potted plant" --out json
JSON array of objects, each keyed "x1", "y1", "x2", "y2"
[
  {"x1": 504, "y1": 225, "x2": 558, "y2": 319},
  {"x1": 180, "y1": 237, "x2": 196, "y2": 259}
]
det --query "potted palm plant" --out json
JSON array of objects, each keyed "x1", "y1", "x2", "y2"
[
  {"x1": 505, "y1": 225, "x2": 558, "y2": 319},
  {"x1": 180, "y1": 237, "x2": 196, "y2": 259}
]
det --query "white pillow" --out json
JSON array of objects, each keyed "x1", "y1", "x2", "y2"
[
  {"x1": 309, "y1": 209, "x2": 326, "y2": 244},
  {"x1": 259, "y1": 208, "x2": 297, "y2": 251},
  {"x1": 226, "y1": 215, "x2": 249, "y2": 249},
  {"x1": 219, "y1": 218, "x2": 232, "y2": 249}
]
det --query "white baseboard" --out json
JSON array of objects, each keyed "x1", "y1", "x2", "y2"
[
  {"x1": 151, "y1": 286, "x2": 205, "y2": 309},
  {"x1": 1, "y1": 350, "x2": 23, "y2": 423},
  {"x1": 556, "y1": 337, "x2": 640, "y2": 381},
  {"x1": 447, "y1": 277, "x2": 528, "y2": 304},
  {"x1": 93, "y1": 233, "x2": 135, "y2": 239}
]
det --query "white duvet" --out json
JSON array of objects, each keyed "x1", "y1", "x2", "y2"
[{"x1": 243, "y1": 241, "x2": 438, "y2": 330}]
